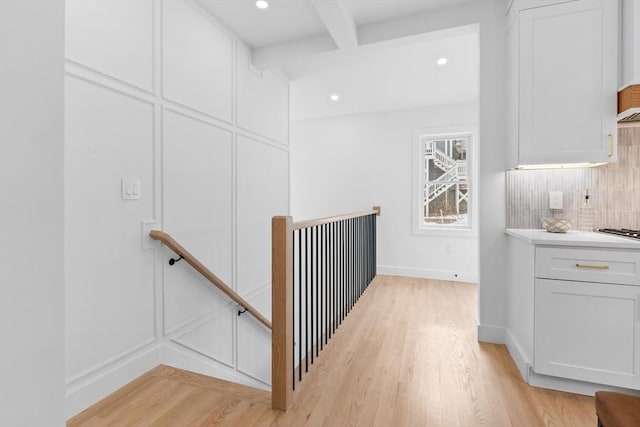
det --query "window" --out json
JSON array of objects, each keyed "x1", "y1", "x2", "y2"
[{"x1": 414, "y1": 128, "x2": 474, "y2": 233}]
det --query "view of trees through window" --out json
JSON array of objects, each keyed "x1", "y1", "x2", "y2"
[{"x1": 421, "y1": 135, "x2": 469, "y2": 227}]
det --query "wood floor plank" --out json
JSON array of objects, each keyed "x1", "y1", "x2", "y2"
[{"x1": 68, "y1": 275, "x2": 597, "y2": 427}]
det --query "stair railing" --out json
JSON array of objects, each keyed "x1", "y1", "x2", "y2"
[
  {"x1": 149, "y1": 230, "x2": 272, "y2": 330},
  {"x1": 271, "y1": 206, "x2": 380, "y2": 411},
  {"x1": 427, "y1": 166, "x2": 458, "y2": 201}
]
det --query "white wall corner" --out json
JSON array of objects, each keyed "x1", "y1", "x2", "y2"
[
  {"x1": 476, "y1": 322, "x2": 505, "y2": 344},
  {"x1": 504, "y1": 328, "x2": 531, "y2": 383},
  {"x1": 65, "y1": 344, "x2": 162, "y2": 420},
  {"x1": 159, "y1": 342, "x2": 271, "y2": 391}
]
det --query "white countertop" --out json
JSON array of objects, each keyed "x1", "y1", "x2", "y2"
[{"x1": 505, "y1": 229, "x2": 640, "y2": 249}]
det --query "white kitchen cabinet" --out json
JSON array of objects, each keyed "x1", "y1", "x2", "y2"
[
  {"x1": 621, "y1": 0, "x2": 640, "y2": 90},
  {"x1": 505, "y1": 230, "x2": 640, "y2": 394},
  {"x1": 535, "y1": 279, "x2": 640, "y2": 389},
  {"x1": 507, "y1": 0, "x2": 618, "y2": 168},
  {"x1": 533, "y1": 245, "x2": 640, "y2": 389},
  {"x1": 619, "y1": 0, "x2": 640, "y2": 122}
]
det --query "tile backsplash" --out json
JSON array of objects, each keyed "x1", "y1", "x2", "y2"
[{"x1": 506, "y1": 127, "x2": 640, "y2": 230}]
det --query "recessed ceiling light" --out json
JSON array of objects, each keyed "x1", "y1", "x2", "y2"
[
  {"x1": 330, "y1": 94, "x2": 340, "y2": 101},
  {"x1": 256, "y1": 0, "x2": 269, "y2": 9},
  {"x1": 437, "y1": 57, "x2": 448, "y2": 66}
]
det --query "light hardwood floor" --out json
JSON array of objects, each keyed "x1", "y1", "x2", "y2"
[{"x1": 68, "y1": 275, "x2": 596, "y2": 426}]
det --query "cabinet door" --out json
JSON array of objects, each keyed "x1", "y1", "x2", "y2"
[
  {"x1": 518, "y1": 0, "x2": 617, "y2": 165},
  {"x1": 534, "y1": 279, "x2": 640, "y2": 389}
]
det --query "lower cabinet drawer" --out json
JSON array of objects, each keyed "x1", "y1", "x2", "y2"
[
  {"x1": 534, "y1": 279, "x2": 640, "y2": 389},
  {"x1": 535, "y1": 246, "x2": 640, "y2": 285}
]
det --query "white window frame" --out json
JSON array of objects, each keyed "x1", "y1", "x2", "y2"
[{"x1": 412, "y1": 125, "x2": 478, "y2": 237}]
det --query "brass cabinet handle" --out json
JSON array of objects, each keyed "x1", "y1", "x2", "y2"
[
  {"x1": 608, "y1": 133, "x2": 614, "y2": 157},
  {"x1": 576, "y1": 263, "x2": 610, "y2": 270}
]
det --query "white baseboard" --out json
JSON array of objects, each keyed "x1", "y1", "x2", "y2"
[
  {"x1": 377, "y1": 265, "x2": 478, "y2": 283},
  {"x1": 160, "y1": 342, "x2": 270, "y2": 391},
  {"x1": 476, "y1": 323, "x2": 505, "y2": 344},
  {"x1": 528, "y1": 372, "x2": 640, "y2": 397},
  {"x1": 65, "y1": 340, "x2": 271, "y2": 421},
  {"x1": 504, "y1": 328, "x2": 531, "y2": 382},
  {"x1": 65, "y1": 343, "x2": 161, "y2": 419}
]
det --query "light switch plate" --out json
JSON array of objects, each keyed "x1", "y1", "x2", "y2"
[
  {"x1": 141, "y1": 219, "x2": 157, "y2": 250},
  {"x1": 549, "y1": 191, "x2": 563, "y2": 210},
  {"x1": 122, "y1": 179, "x2": 141, "y2": 200}
]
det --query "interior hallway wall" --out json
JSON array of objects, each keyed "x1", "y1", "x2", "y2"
[
  {"x1": 291, "y1": 103, "x2": 479, "y2": 282},
  {"x1": 0, "y1": 1, "x2": 65, "y2": 425},
  {"x1": 291, "y1": 1, "x2": 507, "y2": 342},
  {"x1": 64, "y1": 0, "x2": 289, "y2": 418}
]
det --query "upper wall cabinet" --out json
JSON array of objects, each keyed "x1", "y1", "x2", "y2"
[
  {"x1": 621, "y1": 0, "x2": 640, "y2": 89},
  {"x1": 506, "y1": 0, "x2": 618, "y2": 168}
]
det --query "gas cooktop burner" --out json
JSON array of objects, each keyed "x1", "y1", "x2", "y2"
[{"x1": 598, "y1": 228, "x2": 640, "y2": 239}]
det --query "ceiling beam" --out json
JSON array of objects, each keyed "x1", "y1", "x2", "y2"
[
  {"x1": 251, "y1": 34, "x2": 338, "y2": 69},
  {"x1": 309, "y1": 0, "x2": 358, "y2": 50},
  {"x1": 252, "y1": 2, "x2": 480, "y2": 73}
]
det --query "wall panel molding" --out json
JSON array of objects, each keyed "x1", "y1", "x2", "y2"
[
  {"x1": 237, "y1": 126, "x2": 290, "y2": 151},
  {"x1": 65, "y1": 65, "x2": 155, "y2": 106},
  {"x1": 65, "y1": 338, "x2": 158, "y2": 387},
  {"x1": 66, "y1": 0, "x2": 289, "y2": 418},
  {"x1": 163, "y1": 105, "x2": 235, "y2": 134}
]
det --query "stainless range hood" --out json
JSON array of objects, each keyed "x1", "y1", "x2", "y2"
[{"x1": 618, "y1": 84, "x2": 640, "y2": 123}]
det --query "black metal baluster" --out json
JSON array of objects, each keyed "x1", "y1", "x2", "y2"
[
  {"x1": 368, "y1": 214, "x2": 372, "y2": 283},
  {"x1": 373, "y1": 213, "x2": 377, "y2": 277},
  {"x1": 339, "y1": 220, "x2": 343, "y2": 323},
  {"x1": 348, "y1": 218, "x2": 352, "y2": 312},
  {"x1": 310, "y1": 226, "x2": 314, "y2": 366},
  {"x1": 333, "y1": 221, "x2": 337, "y2": 334},
  {"x1": 340, "y1": 221, "x2": 347, "y2": 323},
  {"x1": 305, "y1": 227, "x2": 309, "y2": 373},
  {"x1": 324, "y1": 223, "x2": 328, "y2": 345},
  {"x1": 371, "y1": 214, "x2": 374, "y2": 282},
  {"x1": 328, "y1": 222, "x2": 332, "y2": 339},
  {"x1": 356, "y1": 217, "x2": 360, "y2": 300},
  {"x1": 350, "y1": 218, "x2": 354, "y2": 311},
  {"x1": 357, "y1": 217, "x2": 359, "y2": 300},
  {"x1": 370, "y1": 214, "x2": 374, "y2": 283},
  {"x1": 298, "y1": 230, "x2": 302, "y2": 381},
  {"x1": 354, "y1": 218, "x2": 357, "y2": 306},
  {"x1": 315, "y1": 225, "x2": 319, "y2": 358},
  {"x1": 318, "y1": 224, "x2": 324, "y2": 350},
  {"x1": 293, "y1": 231, "x2": 296, "y2": 390}
]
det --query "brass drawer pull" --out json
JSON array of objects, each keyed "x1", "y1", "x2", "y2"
[
  {"x1": 608, "y1": 133, "x2": 614, "y2": 157},
  {"x1": 576, "y1": 263, "x2": 610, "y2": 270}
]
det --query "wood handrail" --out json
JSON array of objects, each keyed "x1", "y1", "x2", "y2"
[
  {"x1": 292, "y1": 206, "x2": 380, "y2": 230},
  {"x1": 149, "y1": 230, "x2": 272, "y2": 330}
]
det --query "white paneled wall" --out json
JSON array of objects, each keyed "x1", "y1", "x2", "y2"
[
  {"x1": 0, "y1": 2, "x2": 65, "y2": 425},
  {"x1": 66, "y1": 0, "x2": 153, "y2": 91},
  {"x1": 65, "y1": 76, "x2": 156, "y2": 381},
  {"x1": 237, "y1": 43, "x2": 289, "y2": 142},
  {"x1": 64, "y1": 0, "x2": 289, "y2": 419},
  {"x1": 162, "y1": 0, "x2": 233, "y2": 120}
]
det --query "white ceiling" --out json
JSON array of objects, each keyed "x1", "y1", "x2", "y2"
[
  {"x1": 199, "y1": 0, "x2": 473, "y2": 48},
  {"x1": 199, "y1": 0, "x2": 328, "y2": 48},
  {"x1": 197, "y1": 0, "x2": 479, "y2": 120},
  {"x1": 344, "y1": 0, "x2": 472, "y2": 26},
  {"x1": 291, "y1": 31, "x2": 479, "y2": 120}
]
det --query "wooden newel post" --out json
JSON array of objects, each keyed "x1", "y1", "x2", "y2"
[{"x1": 272, "y1": 216, "x2": 293, "y2": 411}]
